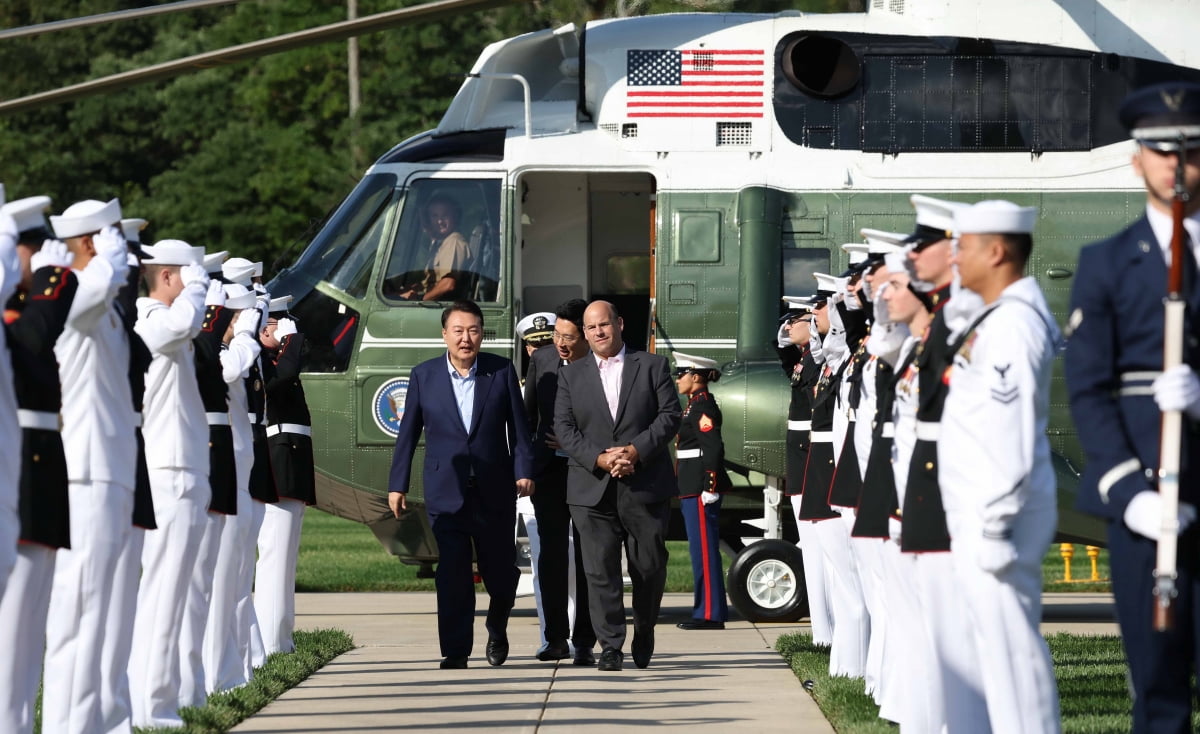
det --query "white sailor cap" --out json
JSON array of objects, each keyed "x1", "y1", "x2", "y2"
[
  {"x1": 905, "y1": 195, "x2": 966, "y2": 245},
  {"x1": 813, "y1": 272, "x2": 847, "y2": 297},
  {"x1": 203, "y1": 250, "x2": 229, "y2": 274},
  {"x1": 268, "y1": 295, "x2": 293, "y2": 314},
  {"x1": 841, "y1": 242, "x2": 870, "y2": 266},
  {"x1": 223, "y1": 257, "x2": 258, "y2": 285},
  {"x1": 782, "y1": 295, "x2": 815, "y2": 312},
  {"x1": 141, "y1": 239, "x2": 204, "y2": 266},
  {"x1": 673, "y1": 351, "x2": 721, "y2": 380},
  {"x1": 223, "y1": 283, "x2": 258, "y2": 310},
  {"x1": 954, "y1": 200, "x2": 1037, "y2": 235},
  {"x1": 859, "y1": 228, "x2": 907, "y2": 256},
  {"x1": 1, "y1": 196, "x2": 52, "y2": 236},
  {"x1": 516, "y1": 311, "x2": 556, "y2": 347},
  {"x1": 50, "y1": 198, "x2": 122, "y2": 239},
  {"x1": 120, "y1": 218, "x2": 147, "y2": 244}
]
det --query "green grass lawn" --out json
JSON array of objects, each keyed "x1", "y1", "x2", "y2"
[
  {"x1": 776, "y1": 632, "x2": 1196, "y2": 734},
  {"x1": 297, "y1": 507, "x2": 1110, "y2": 594}
]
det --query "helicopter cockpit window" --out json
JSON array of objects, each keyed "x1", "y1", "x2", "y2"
[
  {"x1": 381, "y1": 179, "x2": 502, "y2": 303},
  {"x1": 287, "y1": 172, "x2": 397, "y2": 289}
]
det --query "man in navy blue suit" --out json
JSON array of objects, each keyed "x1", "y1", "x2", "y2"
[
  {"x1": 388, "y1": 300, "x2": 535, "y2": 670},
  {"x1": 1066, "y1": 82, "x2": 1200, "y2": 734}
]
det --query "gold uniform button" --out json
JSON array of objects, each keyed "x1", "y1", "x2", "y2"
[
  {"x1": 49, "y1": 276, "x2": 58, "y2": 283},
  {"x1": 43, "y1": 288, "x2": 52, "y2": 296},
  {"x1": 32, "y1": 454, "x2": 40, "y2": 462},
  {"x1": 209, "y1": 442, "x2": 214, "y2": 448},
  {"x1": 925, "y1": 461, "x2": 934, "y2": 470}
]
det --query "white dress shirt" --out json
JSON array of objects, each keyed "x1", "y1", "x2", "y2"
[{"x1": 594, "y1": 345, "x2": 626, "y2": 421}]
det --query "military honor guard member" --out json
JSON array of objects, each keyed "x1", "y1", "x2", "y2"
[
  {"x1": 672, "y1": 351, "x2": 731, "y2": 630},
  {"x1": 515, "y1": 310, "x2": 559, "y2": 655},
  {"x1": 202, "y1": 282, "x2": 262, "y2": 694},
  {"x1": 555, "y1": 300, "x2": 681, "y2": 672},
  {"x1": 1066, "y1": 82, "x2": 1200, "y2": 734},
  {"x1": 940, "y1": 200, "x2": 1062, "y2": 733},
  {"x1": 128, "y1": 238, "x2": 211, "y2": 729},
  {"x1": 43, "y1": 199, "x2": 137, "y2": 734},
  {"x1": 775, "y1": 296, "x2": 833, "y2": 647},
  {"x1": 522, "y1": 301, "x2": 597, "y2": 664},
  {"x1": 0, "y1": 196, "x2": 77, "y2": 734},
  {"x1": 256, "y1": 295, "x2": 317, "y2": 657},
  {"x1": 0, "y1": 200, "x2": 19, "y2": 599},
  {"x1": 389, "y1": 300, "x2": 535, "y2": 669}
]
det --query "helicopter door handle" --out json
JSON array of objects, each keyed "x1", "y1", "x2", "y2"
[{"x1": 1046, "y1": 267, "x2": 1073, "y2": 280}]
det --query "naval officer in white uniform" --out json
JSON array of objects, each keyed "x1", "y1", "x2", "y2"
[
  {"x1": 43, "y1": 198, "x2": 137, "y2": 734},
  {"x1": 127, "y1": 239, "x2": 210, "y2": 729}
]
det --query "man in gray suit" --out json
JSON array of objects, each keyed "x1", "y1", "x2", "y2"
[{"x1": 553, "y1": 300, "x2": 681, "y2": 671}]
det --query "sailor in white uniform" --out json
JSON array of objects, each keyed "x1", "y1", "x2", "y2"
[
  {"x1": 43, "y1": 198, "x2": 137, "y2": 734},
  {"x1": 940, "y1": 200, "x2": 1062, "y2": 733},
  {"x1": 0, "y1": 202, "x2": 18, "y2": 599},
  {"x1": 127, "y1": 239, "x2": 210, "y2": 729}
]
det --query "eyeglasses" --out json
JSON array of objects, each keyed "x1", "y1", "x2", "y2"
[{"x1": 552, "y1": 332, "x2": 580, "y2": 345}]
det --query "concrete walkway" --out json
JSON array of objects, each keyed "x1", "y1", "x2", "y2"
[
  {"x1": 231, "y1": 591, "x2": 1117, "y2": 733},
  {"x1": 231, "y1": 592, "x2": 829, "y2": 733}
]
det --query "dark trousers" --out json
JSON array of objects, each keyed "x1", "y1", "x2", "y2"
[
  {"x1": 430, "y1": 485, "x2": 519, "y2": 659},
  {"x1": 569, "y1": 481, "x2": 669, "y2": 652},
  {"x1": 681, "y1": 494, "x2": 727, "y2": 622},
  {"x1": 1108, "y1": 520, "x2": 1200, "y2": 734},
  {"x1": 531, "y1": 462, "x2": 595, "y2": 648}
]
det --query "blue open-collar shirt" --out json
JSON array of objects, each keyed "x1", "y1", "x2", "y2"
[{"x1": 445, "y1": 352, "x2": 477, "y2": 432}]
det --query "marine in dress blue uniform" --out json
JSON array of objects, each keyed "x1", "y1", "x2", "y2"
[
  {"x1": 672, "y1": 352, "x2": 731, "y2": 629},
  {"x1": 1066, "y1": 82, "x2": 1200, "y2": 734}
]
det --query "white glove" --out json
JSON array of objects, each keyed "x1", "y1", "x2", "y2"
[
  {"x1": 93, "y1": 225, "x2": 129, "y2": 278},
  {"x1": 887, "y1": 517, "x2": 902, "y2": 544},
  {"x1": 180, "y1": 262, "x2": 208, "y2": 289},
  {"x1": 274, "y1": 317, "x2": 298, "y2": 340},
  {"x1": 233, "y1": 308, "x2": 260, "y2": 337},
  {"x1": 700, "y1": 490, "x2": 720, "y2": 506},
  {"x1": 1153, "y1": 364, "x2": 1200, "y2": 420},
  {"x1": 205, "y1": 280, "x2": 226, "y2": 307},
  {"x1": 976, "y1": 535, "x2": 1018, "y2": 575},
  {"x1": 125, "y1": 252, "x2": 139, "y2": 268},
  {"x1": 776, "y1": 323, "x2": 791, "y2": 349},
  {"x1": 1123, "y1": 490, "x2": 1199, "y2": 541},
  {"x1": 253, "y1": 281, "x2": 267, "y2": 295},
  {"x1": 809, "y1": 328, "x2": 825, "y2": 364},
  {"x1": 872, "y1": 283, "x2": 892, "y2": 325},
  {"x1": 31, "y1": 239, "x2": 73, "y2": 271},
  {"x1": 0, "y1": 211, "x2": 16, "y2": 250},
  {"x1": 844, "y1": 290, "x2": 862, "y2": 311}
]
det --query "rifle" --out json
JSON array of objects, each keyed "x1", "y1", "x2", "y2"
[{"x1": 1153, "y1": 129, "x2": 1193, "y2": 631}]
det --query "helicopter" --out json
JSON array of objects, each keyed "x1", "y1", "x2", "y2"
[{"x1": 9, "y1": 0, "x2": 1200, "y2": 622}]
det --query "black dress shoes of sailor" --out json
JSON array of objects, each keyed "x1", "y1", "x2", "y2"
[
  {"x1": 676, "y1": 620, "x2": 726, "y2": 630},
  {"x1": 573, "y1": 647, "x2": 596, "y2": 666},
  {"x1": 631, "y1": 626, "x2": 655, "y2": 669},
  {"x1": 486, "y1": 637, "x2": 509, "y2": 666},
  {"x1": 440, "y1": 656, "x2": 468, "y2": 669},
  {"x1": 536, "y1": 638, "x2": 571, "y2": 661},
  {"x1": 597, "y1": 647, "x2": 623, "y2": 671}
]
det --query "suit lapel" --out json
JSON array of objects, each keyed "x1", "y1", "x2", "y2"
[
  {"x1": 468, "y1": 358, "x2": 495, "y2": 437},
  {"x1": 1126, "y1": 218, "x2": 1168, "y2": 307},
  {"x1": 613, "y1": 351, "x2": 641, "y2": 427}
]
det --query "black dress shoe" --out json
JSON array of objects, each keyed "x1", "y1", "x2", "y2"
[
  {"x1": 676, "y1": 620, "x2": 726, "y2": 630},
  {"x1": 486, "y1": 637, "x2": 509, "y2": 666},
  {"x1": 597, "y1": 647, "x2": 623, "y2": 671},
  {"x1": 573, "y1": 647, "x2": 596, "y2": 666},
  {"x1": 440, "y1": 656, "x2": 468, "y2": 669},
  {"x1": 631, "y1": 626, "x2": 654, "y2": 669},
  {"x1": 536, "y1": 639, "x2": 571, "y2": 661}
]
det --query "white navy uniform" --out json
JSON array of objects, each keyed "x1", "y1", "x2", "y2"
[
  {"x1": 127, "y1": 246, "x2": 210, "y2": 730},
  {"x1": 0, "y1": 210, "x2": 19, "y2": 597},
  {"x1": 44, "y1": 207, "x2": 137, "y2": 734},
  {"x1": 941, "y1": 277, "x2": 1062, "y2": 733}
]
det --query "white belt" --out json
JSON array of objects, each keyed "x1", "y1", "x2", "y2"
[
  {"x1": 248, "y1": 412, "x2": 264, "y2": 426},
  {"x1": 206, "y1": 412, "x2": 230, "y2": 426},
  {"x1": 18, "y1": 409, "x2": 58, "y2": 431},
  {"x1": 881, "y1": 422, "x2": 895, "y2": 438},
  {"x1": 676, "y1": 448, "x2": 702, "y2": 459},
  {"x1": 915, "y1": 420, "x2": 941, "y2": 441},
  {"x1": 267, "y1": 423, "x2": 312, "y2": 437},
  {"x1": 787, "y1": 420, "x2": 811, "y2": 431},
  {"x1": 811, "y1": 431, "x2": 833, "y2": 443},
  {"x1": 846, "y1": 409, "x2": 856, "y2": 421},
  {"x1": 133, "y1": 411, "x2": 142, "y2": 428}
]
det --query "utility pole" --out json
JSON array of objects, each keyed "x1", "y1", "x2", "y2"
[{"x1": 348, "y1": 0, "x2": 363, "y2": 169}]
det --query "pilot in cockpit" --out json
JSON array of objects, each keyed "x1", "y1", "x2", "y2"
[{"x1": 391, "y1": 194, "x2": 474, "y2": 301}]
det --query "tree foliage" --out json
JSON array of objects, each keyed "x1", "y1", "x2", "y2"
[{"x1": 0, "y1": 0, "x2": 859, "y2": 268}]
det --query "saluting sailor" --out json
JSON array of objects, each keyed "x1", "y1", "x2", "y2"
[
  {"x1": 1066, "y1": 81, "x2": 1200, "y2": 734},
  {"x1": 0, "y1": 195, "x2": 19, "y2": 599},
  {"x1": 0, "y1": 195, "x2": 77, "y2": 734},
  {"x1": 127, "y1": 238, "x2": 210, "y2": 730},
  {"x1": 672, "y1": 351, "x2": 731, "y2": 630},
  {"x1": 256, "y1": 295, "x2": 316, "y2": 657},
  {"x1": 775, "y1": 295, "x2": 833, "y2": 647},
  {"x1": 941, "y1": 199, "x2": 1062, "y2": 733}
]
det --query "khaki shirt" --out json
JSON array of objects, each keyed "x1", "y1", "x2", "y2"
[{"x1": 420, "y1": 231, "x2": 472, "y2": 294}]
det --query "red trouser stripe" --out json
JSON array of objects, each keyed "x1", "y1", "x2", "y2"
[{"x1": 697, "y1": 495, "x2": 713, "y2": 619}]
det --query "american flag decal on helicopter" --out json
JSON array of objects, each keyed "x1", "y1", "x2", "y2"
[{"x1": 625, "y1": 48, "x2": 765, "y2": 118}]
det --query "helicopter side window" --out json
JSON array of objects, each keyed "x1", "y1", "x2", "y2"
[{"x1": 381, "y1": 179, "x2": 501, "y2": 303}]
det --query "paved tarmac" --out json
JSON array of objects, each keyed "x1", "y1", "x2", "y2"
[{"x1": 231, "y1": 591, "x2": 1117, "y2": 733}]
